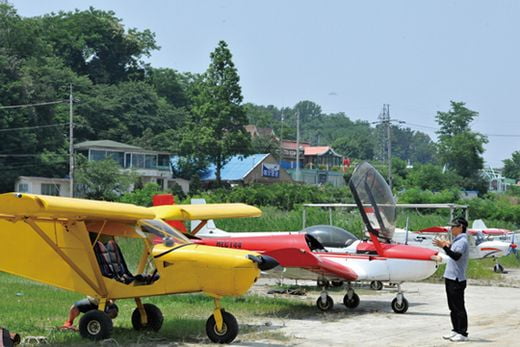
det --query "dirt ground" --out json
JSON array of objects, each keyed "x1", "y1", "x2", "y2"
[{"x1": 226, "y1": 269, "x2": 520, "y2": 347}]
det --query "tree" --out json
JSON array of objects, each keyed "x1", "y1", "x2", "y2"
[
  {"x1": 118, "y1": 182, "x2": 163, "y2": 206},
  {"x1": 37, "y1": 7, "x2": 158, "y2": 84},
  {"x1": 181, "y1": 41, "x2": 251, "y2": 186},
  {"x1": 503, "y1": 151, "x2": 520, "y2": 181},
  {"x1": 146, "y1": 68, "x2": 189, "y2": 108},
  {"x1": 251, "y1": 135, "x2": 280, "y2": 158},
  {"x1": 75, "y1": 81, "x2": 182, "y2": 144},
  {"x1": 436, "y1": 101, "x2": 488, "y2": 191},
  {"x1": 406, "y1": 164, "x2": 461, "y2": 191},
  {"x1": 409, "y1": 132, "x2": 436, "y2": 164},
  {"x1": 244, "y1": 103, "x2": 280, "y2": 128},
  {"x1": 75, "y1": 159, "x2": 135, "y2": 200}
]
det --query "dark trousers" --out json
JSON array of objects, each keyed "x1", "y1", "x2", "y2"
[{"x1": 445, "y1": 278, "x2": 468, "y2": 337}]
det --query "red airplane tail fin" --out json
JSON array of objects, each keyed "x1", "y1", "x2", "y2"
[{"x1": 152, "y1": 193, "x2": 187, "y2": 233}]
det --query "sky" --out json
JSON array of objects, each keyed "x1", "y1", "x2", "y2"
[{"x1": 9, "y1": 0, "x2": 520, "y2": 167}]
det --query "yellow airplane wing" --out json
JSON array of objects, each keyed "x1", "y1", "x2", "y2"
[
  {"x1": 0, "y1": 193, "x2": 154, "y2": 221},
  {"x1": 149, "y1": 203, "x2": 262, "y2": 221}
]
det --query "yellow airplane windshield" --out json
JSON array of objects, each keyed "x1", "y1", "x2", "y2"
[{"x1": 139, "y1": 219, "x2": 190, "y2": 245}]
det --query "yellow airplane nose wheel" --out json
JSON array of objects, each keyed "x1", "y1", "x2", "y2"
[{"x1": 206, "y1": 298, "x2": 239, "y2": 343}]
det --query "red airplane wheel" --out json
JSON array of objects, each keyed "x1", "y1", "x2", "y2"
[
  {"x1": 343, "y1": 293, "x2": 360, "y2": 309},
  {"x1": 316, "y1": 295, "x2": 334, "y2": 311}
]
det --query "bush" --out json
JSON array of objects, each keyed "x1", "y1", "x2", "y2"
[
  {"x1": 119, "y1": 183, "x2": 164, "y2": 206},
  {"x1": 396, "y1": 188, "x2": 460, "y2": 204},
  {"x1": 188, "y1": 183, "x2": 353, "y2": 210}
]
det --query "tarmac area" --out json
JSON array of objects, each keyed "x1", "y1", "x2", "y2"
[{"x1": 230, "y1": 270, "x2": 520, "y2": 347}]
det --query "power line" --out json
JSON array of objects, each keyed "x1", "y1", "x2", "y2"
[
  {"x1": 0, "y1": 100, "x2": 66, "y2": 109},
  {"x1": 0, "y1": 154, "x2": 68, "y2": 157},
  {"x1": 0, "y1": 123, "x2": 69, "y2": 133},
  {"x1": 404, "y1": 122, "x2": 520, "y2": 138}
]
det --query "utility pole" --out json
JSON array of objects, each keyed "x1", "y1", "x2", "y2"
[
  {"x1": 279, "y1": 111, "x2": 284, "y2": 167},
  {"x1": 295, "y1": 110, "x2": 301, "y2": 181},
  {"x1": 373, "y1": 104, "x2": 405, "y2": 191},
  {"x1": 69, "y1": 84, "x2": 74, "y2": 197},
  {"x1": 384, "y1": 104, "x2": 392, "y2": 190}
]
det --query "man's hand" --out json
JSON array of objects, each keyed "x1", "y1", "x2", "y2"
[{"x1": 433, "y1": 238, "x2": 450, "y2": 248}]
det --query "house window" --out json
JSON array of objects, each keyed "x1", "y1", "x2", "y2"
[
  {"x1": 145, "y1": 155, "x2": 157, "y2": 169},
  {"x1": 132, "y1": 153, "x2": 145, "y2": 168},
  {"x1": 17, "y1": 183, "x2": 29, "y2": 193},
  {"x1": 106, "y1": 151, "x2": 124, "y2": 167},
  {"x1": 124, "y1": 153, "x2": 131, "y2": 168},
  {"x1": 90, "y1": 150, "x2": 106, "y2": 161},
  {"x1": 41, "y1": 183, "x2": 60, "y2": 196},
  {"x1": 158, "y1": 154, "x2": 170, "y2": 168}
]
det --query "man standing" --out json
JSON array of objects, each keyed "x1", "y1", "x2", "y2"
[{"x1": 433, "y1": 217, "x2": 470, "y2": 342}]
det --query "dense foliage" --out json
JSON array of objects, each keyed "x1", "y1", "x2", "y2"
[{"x1": 192, "y1": 183, "x2": 352, "y2": 210}]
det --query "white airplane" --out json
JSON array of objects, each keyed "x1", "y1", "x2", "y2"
[{"x1": 393, "y1": 220, "x2": 518, "y2": 273}]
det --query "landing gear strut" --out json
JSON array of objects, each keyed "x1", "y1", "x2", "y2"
[
  {"x1": 493, "y1": 257, "x2": 505, "y2": 273},
  {"x1": 317, "y1": 279, "x2": 330, "y2": 287},
  {"x1": 390, "y1": 283, "x2": 408, "y2": 313},
  {"x1": 206, "y1": 298, "x2": 239, "y2": 343},
  {"x1": 370, "y1": 280, "x2": 384, "y2": 290},
  {"x1": 343, "y1": 282, "x2": 360, "y2": 309},
  {"x1": 316, "y1": 283, "x2": 334, "y2": 311}
]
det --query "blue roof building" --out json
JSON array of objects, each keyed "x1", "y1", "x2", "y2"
[{"x1": 197, "y1": 153, "x2": 293, "y2": 185}]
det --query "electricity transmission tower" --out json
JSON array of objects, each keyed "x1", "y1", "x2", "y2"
[{"x1": 373, "y1": 104, "x2": 405, "y2": 191}]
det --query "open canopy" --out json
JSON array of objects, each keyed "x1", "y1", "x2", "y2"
[{"x1": 349, "y1": 162, "x2": 396, "y2": 241}]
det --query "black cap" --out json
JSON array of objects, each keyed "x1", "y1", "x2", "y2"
[{"x1": 449, "y1": 217, "x2": 468, "y2": 228}]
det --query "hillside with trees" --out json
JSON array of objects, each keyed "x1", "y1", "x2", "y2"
[{"x1": 1, "y1": 3, "x2": 517, "y2": 211}]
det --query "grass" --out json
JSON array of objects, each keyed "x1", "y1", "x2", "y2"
[
  {"x1": 0, "y1": 272, "x2": 312, "y2": 345},
  {"x1": 426, "y1": 254, "x2": 520, "y2": 283},
  {"x1": 216, "y1": 207, "x2": 490, "y2": 237}
]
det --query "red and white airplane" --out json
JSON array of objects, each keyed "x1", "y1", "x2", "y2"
[{"x1": 160, "y1": 163, "x2": 442, "y2": 313}]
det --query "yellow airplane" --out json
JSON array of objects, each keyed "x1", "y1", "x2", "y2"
[{"x1": 0, "y1": 193, "x2": 277, "y2": 343}]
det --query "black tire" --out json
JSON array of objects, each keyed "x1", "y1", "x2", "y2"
[
  {"x1": 316, "y1": 295, "x2": 334, "y2": 311},
  {"x1": 331, "y1": 280, "x2": 344, "y2": 287},
  {"x1": 370, "y1": 281, "x2": 384, "y2": 291},
  {"x1": 493, "y1": 263, "x2": 504, "y2": 273},
  {"x1": 206, "y1": 310, "x2": 239, "y2": 344},
  {"x1": 343, "y1": 292, "x2": 360, "y2": 309},
  {"x1": 131, "y1": 303, "x2": 164, "y2": 332},
  {"x1": 105, "y1": 303, "x2": 119, "y2": 319},
  {"x1": 79, "y1": 310, "x2": 113, "y2": 340},
  {"x1": 391, "y1": 297, "x2": 409, "y2": 314},
  {"x1": 317, "y1": 279, "x2": 330, "y2": 288}
]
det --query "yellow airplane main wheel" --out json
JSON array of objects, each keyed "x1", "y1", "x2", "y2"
[
  {"x1": 131, "y1": 303, "x2": 164, "y2": 332},
  {"x1": 206, "y1": 310, "x2": 238, "y2": 344},
  {"x1": 79, "y1": 310, "x2": 113, "y2": 340}
]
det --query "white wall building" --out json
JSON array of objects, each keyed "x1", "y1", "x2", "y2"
[
  {"x1": 15, "y1": 176, "x2": 71, "y2": 197},
  {"x1": 15, "y1": 140, "x2": 189, "y2": 196}
]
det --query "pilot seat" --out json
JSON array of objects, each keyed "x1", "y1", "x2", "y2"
[{"x1": 94, "y1": 240, "x2": 159, "y2": 285}]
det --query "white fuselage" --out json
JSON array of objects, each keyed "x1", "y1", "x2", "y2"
[{"x1": 393, "y1": 228, "x2": 511, "y2": 259}]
